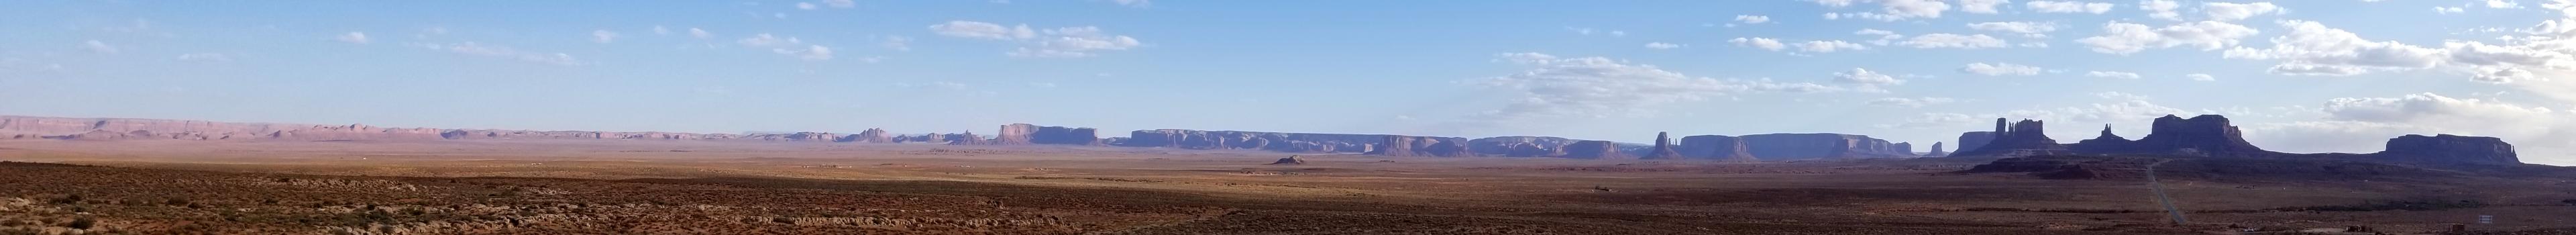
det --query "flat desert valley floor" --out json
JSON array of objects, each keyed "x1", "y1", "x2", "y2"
[{"x1": 1, "y1": 140, "x2": 2572, "y2": 234}]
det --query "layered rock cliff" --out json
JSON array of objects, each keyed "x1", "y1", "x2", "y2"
[
  {"x1": 2375, "y1": 134, "x2": 2517, "y2": 164},
  {"x1": 1465, "y1": 136, "x2": 1576, "y2": 157},
  {"x1": 1955, "y1": 131, "x2": 1994, "y2": 156},
  {"x1": 1640, "y1": 132, "x2": 1685, "y2": 160},
  {"x1": 1736, "y1": 133, "x2": 1911, "y2": 159},
  {"x1": 1677, "y1": 135, "x2": 1758, "y2": 162},
  {"x1": 1559, "y1": 140, "x2": 1633, "y2": 160},
  {"x1": 1030, "y1": 126, "x2": 1102, "y2": 145}
]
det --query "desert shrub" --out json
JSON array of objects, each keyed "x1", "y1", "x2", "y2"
[
  {"x1": 771, "y1": 217, "x2": 795, "y2": 224},
  {"x1": 2562, "y1": 199, "x2": 2576, "y2": 205},
  {"x1": 2281, "y1": 200, "x2": 2484, "y2": 211},
  {"x1": 163, "y1": 198, "x2": 189, "y2": 206},
  {"x1": 49, "y1": 194, "x2": 80, "y2": 204},
  {"x1": 66, "y1": 217, "x2": 95, "y2": 230}
]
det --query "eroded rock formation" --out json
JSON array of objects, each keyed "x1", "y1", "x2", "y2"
[
  {"x1": 991, "y1": 124, "x2": 1038, "y2": 145},
  {"x1": 1559, "y1": 140, "x2": 1633, "y2": 160},
  {"x1": 1677, "y1": 135, "x2": 1758, "y2": 162},
  {"x1": 1955, "y1": 131, "x2": 1994, "y2": 156},
  {"x1": 1029, "y1": 126, "x2": 1100, "y2": 146},
  {"x1": 1736, "y1": 134, "x2": 1910, "y2": 159},
  {"x1": 1466, "y1": 136, "x2": 1576, "y2": 156},
  {"x1": 1926, "y1": 142, "x2": 1947, "y2": 157},
  {"x1": 1948, "y1": 118, "x2": 2071, "y2": 158},
  {"x1": 849, "y1": 128, "x2": 894, "y2": 143},
  {"x1": 1641, "y1": 132, "x2": 1685, "y2": 160}
]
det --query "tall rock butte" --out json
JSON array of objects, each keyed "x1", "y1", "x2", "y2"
[
  {"x1": 2061, "y1": 115, "x2": 2277, "y2": 157},
  {"x1": 1926, "y1": 142, "x2": 1947, "y2": 157},
  {"x1": 1954, "y1": 131, "x2": 1994, "y2": 156},
  {"x1": 1640, "y1": 132, "x2": 1686, "y2": 160},
  {"x1": 1736, "y1": 134, "x2": 1910, "y2": 159}
]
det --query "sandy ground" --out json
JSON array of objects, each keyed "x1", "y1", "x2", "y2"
[{"x1": 0, "y1": 139, "x2": 2570, "y2": 234}]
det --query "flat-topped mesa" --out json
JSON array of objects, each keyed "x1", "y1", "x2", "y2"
[
  {"x1": 1949, "y1": 118, "x2": 2072, "y2": 158},
  {"x1": 991, "y1": 124, "x2": 1039, "y2": 145},
  {"x1": 1737, "y1": 133, "x2": 1911, "y2": 159},
  {"x1": 1029, "y1": 126, "x2": 1102, "y2": 146},
  {"x1": 1466, "y1": 136, "x2": 1577, "y2": 156},
  {"x1": 1559, "y1": 140, "x2": 1634, "y2": 160},
  {"x1": 849, "y1": 128, "x2": 894, "y2": 143},
  {"x1": 1641, "y1": 132, "x2": 1686, "y2": 160},
  {"x1": 2062, "y1": 114, "x2": 2277, "y2": 157},
  {"x1": 1954, "y1": 131, "x2": 1995, "y2": 156},
  {"x1": 1368, "y1": 135, "x2": 1471, "y2": 157},
  {"x1": 2375, "y1": 134, "x2": 2518, "y2": 164},
  {"x1": 1678, "y1": 135, "x2": 1759, "y2": 162}
]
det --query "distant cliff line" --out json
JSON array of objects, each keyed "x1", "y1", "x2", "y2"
[{"x1": 0, "y1": 115, "x2": 1927, "y2": 160}]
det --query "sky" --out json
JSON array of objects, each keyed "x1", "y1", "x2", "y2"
[{"x1": 4, "y1": 0, "x2": 2576, "y2": 165}]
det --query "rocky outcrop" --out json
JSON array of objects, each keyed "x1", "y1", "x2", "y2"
[
  {"x1": 2063, "y1": 115, "x2": 2275, "y2": 157},
  {"x1": 1466, "y1": 136, "x2": 1576, "y2": 156},
  {"x1": 1926, "y1": 142, "x2": 1947, "y2": 157},
  {"x1": 991, "y1": 124, "x2": 1038, "y2": 145},
  {"x1": 945, "y1": 132, "x2": 986, "y2": 145},
  {"x1": 1559, "y1": 140, "x2": 1633, "y2": 160},
  {"x1": 1270, "y1": 156, "x2": 1307, "y2": 164},
  {"x1": 1125, "y1": 129, "x2": 1456, "y2": 154},
  {"x1": 1368, "y1": 135, "x2": 1470, "y2": 156},
  {"x1": 1736, "y1": 134, "x2": 1910, "y2": 159},
  {"x1": 1893, "y1": 142, "x2": 1915, "y2": 156},
  {"x1": 1029, "y1": 126, "x2": 1101, "y2": 146},
  {"x1": 1949, "y1": 118, "x2": 2072, "y2": 158},
  {"x1": 2375, "y1": 134, "x2": 2518, "y2": 164},
  {"x1": 1641, "y1": 132, "x2": 1685, "y2": 160},
  {"x1": 849, "y1": 128, "x2": 894, "y2": 143},
  {"x1": 268, "y1": 124, "x2": 445, "y2": 141},
  {"x1": 1677, "y1": 135, "x2": 1758, "y2": 162}
]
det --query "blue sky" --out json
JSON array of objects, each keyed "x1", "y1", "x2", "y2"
[{"x1": 5, "y1": 1, "x2": 2576, "y2": 164}]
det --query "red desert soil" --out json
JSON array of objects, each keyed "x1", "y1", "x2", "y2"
[{"x1": 0, "y1": 139, "x2": 2571, "y2": 234}]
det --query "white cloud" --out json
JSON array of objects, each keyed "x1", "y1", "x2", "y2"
[
  {"x1": 1729, "y1": 38, "x2": 1786, "y2": 51},
  {"x1": 2435, "y1": 7, "x2": 2467, "y2": 14},
  {"x1": 1968, "y1": 21, "x2": 2061, "y2": 38},
  {"x1": 413, "y1": 42, "x2": 584, "y2": 66},
  {"x1": 2248, "y1": 93, "x2": 2576, "y2": 157},
  {"x1": 1644, "y1": 42, "x2": 1685, "y2": 50},
  {"x1": 735, "y1": 34, "x2": 800, "y2": 47},
  {"x1": 2027, "y1": 1, "x2": 2115, "y2": 13},
  {"x1": 773, "y1": 45, "x2": 834, "y2": 60},
  {"x1": 823, "y1": 0, "x2": 855, "y2": 8},
  {"x1": 1797, "y1": 40, "x2": 1870, "y2": 52},
  {"x1": 2488, "y1": 0, "x2": 2524, "y2": 9},
  {"x1": 1112, "y1": 0, "x2": 1150, "y2": 7},
  {"x1": 796, "y1": 2, "x2": 816, "y2": 9},
  {"x1": 1856, "y1": 29, "x2": 1904, "y2": 45},
  {"x1": 1868, "y1": 97, "x2": 1958, "y2": 107},
  {"x1": 591, "y1": 30, "x2": 619, "y2": 43},
  {"x1": 1898, "y1": 34, "x2": 2008, "y2": 49},
  {"x1": 688, "y1": 28, "x2": 712, "y2": 39},
  {"x1": 333, "y1": 32, "x2": 370, "y2": 44},
  {"x1": 1960, "y1": 62, "x2": 2045, "y2": 76},
  {"x1": 2201, "y1": 2, "x2": 2285, "y2": 21},
  {"x1": 2075, "y1": 21, "x2": 2260, "y2": 54},
  {"x1": 1823, "y1": 0, "x2": 1954, "y2": 21},
  {"x1": 881, "y1": 36, "x2": 912, "y2": 51},
  {"x1": 80, "y1": 40, "x2": 117, "y2": 54},
  {"x1": 1460, "y1": 53, "x2": 1851, "y2": 123},
  {"x1": 929, "y1": 21, "x2": 1032, "y2": 40},
  {"x1": 2187, "y1": 73, "x2": 2216, "y2": 81},
  {"x1": 653, "y1": 26, "x2": 670, "y2": 35},
  {"x1": 1735, "y1": 15, "x2": 1772, "y2": 24},
  {"x1": 174, "y1": 53, "x2": 229, "y2": 62},
  {"x1": 929, "y1": 21, "x2": 1144, "y2": 58},
  {"x1": 1833, "y1": 68, "x2": 1907, "y2": 90},
  {"x1": 2085, "y1": 70, "x2": 2143, "y2": 79},
  {"x1": 2220, "y1": 20, "x2": 2445, "y2": 77},
  {"x1": 1960, "y1": 0, "x2": 2010, "y2": 13},
  {"x1": 2141, "y1": 0, "x2": 2184, "y2": 20}
]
